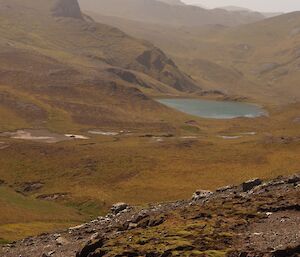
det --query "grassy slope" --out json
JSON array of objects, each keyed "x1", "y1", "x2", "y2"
[
  {"x1": 0, "y1": 0, "x2": 299, "y2": 243},
  {"x1": 0, "y1": 0, "x2": 200, "y2": 132},
  {"x1": 79, "y1": 0, "x2": 264, "y2": 27},
  {"x1": 86, "y1": 11, "x2": 300, "y2": 104},
  {"x1": 0, "y1": 186, "x2": 83, "y2": 241},
  {"x1": 0, "y1": 103, "x2": 299, "y2": 242}
]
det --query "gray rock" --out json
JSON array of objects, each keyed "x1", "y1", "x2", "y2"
[
  {"x1": 192, "y1": 190, "x2": 213, "y2": 201},
  {"x1": 216, "y1": 185, "x2": 235, "y2": 193},
  {"x1": 69, "y1": 224, "x2": 87, "y2": 231},
  {"x1": 90, "y1": 233, "x2": 100, "y2": 241},
  {"x1": 111, "y1": 202, "x2": 129, "y2": 214},
  {"x1": 242, "y1": 178, "x2": 262, "y2": 192},
  {"x1": 287, "y1": 174, "x2": 300, "y2": 184},
  {"x1": 55, "y1": 236, "x2": 69, "y2": 246},
  {"x1": 128, "y1": 222, "x2": 138, "y2": 230},
  {"x1": 42, "y1": 251, "x2": 55, "y2": 257}
]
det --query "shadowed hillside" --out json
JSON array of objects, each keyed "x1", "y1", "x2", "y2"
[
  {"x1": 0, "y1": 0, "x2": 202, "y2": 131},
  {"x1": 86, "y1": 10, "x2": 300, "y2": 104}
]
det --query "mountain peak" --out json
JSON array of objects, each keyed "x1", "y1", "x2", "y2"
[{"x1": 51, "y1": 0, "x2": 83, "y2": 19}]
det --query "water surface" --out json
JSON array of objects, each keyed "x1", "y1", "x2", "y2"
[{"x1": 157, "y1": 98, "x2": 267, "y2": 119}]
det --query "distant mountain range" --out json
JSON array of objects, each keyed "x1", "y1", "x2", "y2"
[
  {"x1": 84, "y1": 1, "x2": 300, "y2": 104},
  {"x1": 79, "y1": 0, "x2": 265, "y2": 27},
  {"x1": 219, "y1": 5, "x2": 283, "y2": 18}
]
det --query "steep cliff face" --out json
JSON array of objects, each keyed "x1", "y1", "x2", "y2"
[
  {"x1": 51, "y1": 0, "x2": 83, "y2": 19},
  {"x1": 134, "y1": 48, "x2": 200, "y2": 92}
]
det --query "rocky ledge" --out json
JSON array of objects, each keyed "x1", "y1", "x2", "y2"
[{"x1": 1, "y1": 174, "x2": 299, "y2": 257}]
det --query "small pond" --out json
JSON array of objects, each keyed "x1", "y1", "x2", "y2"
[{"x1": 157, "y1": 98, "x2": 267, "y2": 119}]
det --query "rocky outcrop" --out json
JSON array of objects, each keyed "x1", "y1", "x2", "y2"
[
  {"x1": 135, "y1": 48, "x2": 201, "y2": 92},
  {"x1": 51, "y1": 0, "x2": 83, "y2": 19},
  {"x1": 110, "y1": 202, "x2": 129, "y2": 214},
  {"x1": 1, "y1": 174, "x2": 299, "y2": 257},
  {"x1": 191, "y1": 190, "x2": 213, "y2": 202},
  {"x1": 242, "y1": 178, "x2": 262, "y2": 192},
  {"x1": 107, "y1": 68, "x2": 151, "y2": 88},
  {"x1": 76, "y1": 238, "x2": 105, "y2": 257}
]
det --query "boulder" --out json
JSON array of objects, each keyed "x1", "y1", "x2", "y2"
[
  {"x1": 128, "y1": 222, "x2": 138, "y2": 230},
  {"x1": 90, "y1": 232, "x2": 100, "y2": 241},
  {"x1": 149, "y1": 215, "x2": 165, "y2": 227},
  {"x1": 242, "y1": 178, "x2": 262, "y2": 192},
  {"x1": 55, "y1": 236, "x2": 69, "y2": 246},
  {"x1": 132, "y1": 211, "x2": 150, "y2": 223},
  {"x1": 191, "y1": 190, "x2": 213, "y2": 201},
  {"x1": 111, "y1": 202, "x2": 129, "y2": 214},
  {"x1": 76, "y1": 238, "x2": 105, "y2": 257},
  {"x1": 287, "y1": 174, "x2": 300, "y2": 184},
  {"x1": 42, "y1": 251, "x2": 55, "y2": 257},
  {"x1": 69, "y1": 224, "x2": 87, "y2": 232}
]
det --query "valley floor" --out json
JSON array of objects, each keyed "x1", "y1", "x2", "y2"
[{"x1": 0, "y1": 103, "x2": 299, "y2": 243}]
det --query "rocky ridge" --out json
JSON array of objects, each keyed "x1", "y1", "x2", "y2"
[{"x1": 1, "y1": 174, "x2": 299, "y2": 257}]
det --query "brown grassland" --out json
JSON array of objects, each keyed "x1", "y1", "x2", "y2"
[
  {"x1": 0, "y1": 101, "x2": 299, "y2": 242},
  {"x1": 0, "y1": 0, "x2": 300, "y2": 244}
]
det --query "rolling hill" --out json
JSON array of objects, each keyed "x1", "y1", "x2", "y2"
[
  {"x1": 0, "y1": 0, "x2": 202, "y2": 132},
  {"x1": 86, "y1": 9, "x2": 300, "y2": 104},
  {"x1": 79, "y1": 0, "x2": 265, "y2": 27},
  {"x1": 219, "y1": 6, "x2": 282, "y2": 18}
]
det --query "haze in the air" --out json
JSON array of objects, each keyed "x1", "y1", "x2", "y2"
[{"x1": 184, "y1": 0, "x2": 300, "y2": 13}]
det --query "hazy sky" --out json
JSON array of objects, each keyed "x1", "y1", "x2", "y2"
[{"x1": 183, "y1": 0, "x2": 300, "y2": 13}]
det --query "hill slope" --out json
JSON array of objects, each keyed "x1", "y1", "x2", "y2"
[
  {"x1": 79, "y1": 0, "x2": 265, "y2": 27},
  {"x1": 87, "y1": 11, "x2": 300, "y2": 104},
  {"x1": 0, "y1": 0, "x2": 200, "y2": 131},
  {"x1": 1, "y1": 174, "x2": 299, "y2": 256}
]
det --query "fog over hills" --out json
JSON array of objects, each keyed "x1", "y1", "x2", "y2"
[
  {"x1": 79, "y1": 0, "x2": 265, "y2": 27},
  {"x1": 83, "y1": 1, "x2": 300, "y2": 104}
]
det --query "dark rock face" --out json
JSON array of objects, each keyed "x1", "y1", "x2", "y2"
[
  {"x1": 287, "y1": 175, "x2": 300, "y2": 184},
  {"x1": 51, "y1": 0, "x2": 83, "y2": 19},
  {"x1": 242, "y1": 178, "x2": 262, "y2": 192},
  {"x1": 107, "y1": 68, "x2": 151, "y2": 88},
  {"x1": 76, "y1": 238, "x2": 105, "y2": 257},
  {"x1": 135, "y1": 48, "x2": 200, "y2": 93},
  {"x1": 111, "y1": 203, "x2": 129, "y2": 214},
  {"x1": 136, "y1": 49, "x2": 176, "y2": 72},
  {"x1": 273, "y1": 245, "x2": 300, "y2": 257}
]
